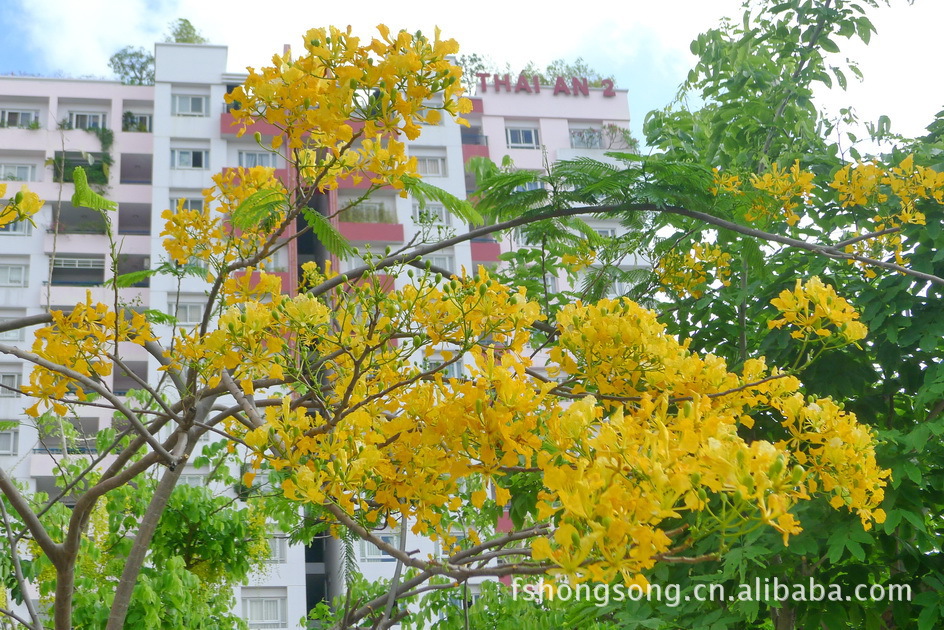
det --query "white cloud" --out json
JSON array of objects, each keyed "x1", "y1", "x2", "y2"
[{"x1": 6, "y1": 0, "x2": 942, "y2": 138}]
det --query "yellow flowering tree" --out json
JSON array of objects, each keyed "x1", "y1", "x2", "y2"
[{"x1": 0, "y1": 22, "x2": 902, "y2": 630}]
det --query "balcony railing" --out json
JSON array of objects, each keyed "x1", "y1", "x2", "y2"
[{"x1": 461, "y1": 133, "x2": 488, "y2": 146}]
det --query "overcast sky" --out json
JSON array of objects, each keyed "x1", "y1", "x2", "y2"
[{"x1": 1, "y1": 0, "x2": 941, "y2": 144}]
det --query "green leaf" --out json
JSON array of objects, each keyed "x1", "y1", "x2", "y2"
[
  {"x1": 302, "y1": 207, "x2": 354, "y2": 258},
  {"x1": 230, "y1": 187, "x2": 286, "y2": 231},
  {"x1": 105, "y1": 269, "x2": 156, "y2": 289},
  {"x1": 141, "y1": 309, "x2": 177, "y2": 326},
  {"x1": 402, "y1": 175, "x2": 483, "y2": 226},
  {"x1": 71, "y1": 166, "x2": 117, "y2": 211}
]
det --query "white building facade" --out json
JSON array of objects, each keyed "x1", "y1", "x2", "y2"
[{"x1": 0, "y1": 46, "x2": 631, "y2": 630}]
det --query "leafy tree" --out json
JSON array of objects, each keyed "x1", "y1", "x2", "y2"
[
  {"x1": 458, "y1": 1, "x2": 944, "y2": 629},
  {"x1": 0, "y1": 20, "x2": 908, "y2": 630},
  {"x1": 107, "y1": 46, "x2": 154, "y2": 86},
  {"x1": 164, "y1": 18, "x2": 209, "y2": 44}
]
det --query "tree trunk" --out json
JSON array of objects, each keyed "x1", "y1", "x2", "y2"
[{"x1": 105, "y1": 457, "x2": 185, "y2": 630}]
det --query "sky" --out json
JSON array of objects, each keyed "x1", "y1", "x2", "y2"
[{"x1": 0, "y1": 0, "x2": 941, "y2": 145}]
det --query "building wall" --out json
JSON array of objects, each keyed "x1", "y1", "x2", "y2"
[{"x1": 1, "y1": 51, "x2": 633, "y2": 630}]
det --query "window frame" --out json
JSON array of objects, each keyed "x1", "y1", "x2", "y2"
[
  {"x1": 569, "y1": 127, "x2": 604, "y2": 149},
  {"x1": 0, "y1": 264, "x2": 27, "y2": 287},
  {"x1": 172, "y1": 95, "x2": 209, "y2": 117},
  {"x1": 169, "y1": 301, "x2": 206, "y2": 325},
  {"x1": 359, "y1": 531, "x2": 399, "y2": 562},
  {"x1": 0, "y1": 319, "x2": 25, "y2": 342},
  {"x1": 170, "y1": 197, "x2": 204, "y2": 212},
  {"x1": 0, "y1": 427, "x2": 18, "y2": 456},
  {"x1": 513, "y1": 180, "x2": 543, "y2": 193},
  {"x1": 170, "y1": 149, "x2": 209, "y2": 170},
  {"x1": 1, "y1": 110, "x2": 39, "y2": 128},
  {"x1": 415, "y1": 156, "x2": 447, "y2": 177},
  {"x1": 428, "y1": 254, "x2": 455, "y2": 273},
  {"x1": 69, "y1": 112, "x2": 106, "y2": 130},
  {"x1": 0, "y1": 163, "x2": 36, "y2": 182},
  {"x1": 0, "y1": 220, "x2": 31, "y2": 235},
  {"x1": 178, "y1": 474, "x2": 206, "y2": 487},
  {"x1": 237, "y1": 151, "x2": 277, "y2": 168},
  {"x1": 123, "y1": 113, "x2": 152, "y2": 132},
  {"x1": 0, "y1": 372, "x2": 21, "y2": 397},
  {"x1": 242, "y1": 594, "x2": 288, "y2": 629},
  {"x1": 412, "y1": 202, "x2": 450, "y2": 226},
  {"x1": 506, "y1": 127, "x2": 541, "y2": 149},
  {"x1": 267, "y1": 535, "x2": 288, "y2": 563}
]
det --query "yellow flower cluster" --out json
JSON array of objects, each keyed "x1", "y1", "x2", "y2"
[
  {"x1": 655, "y1": 243, "x2": 732, "y2": 298},
  {"x1": 774, "y1": 394, "x2": 888, "y2": 529},
  {"x1": 25, "y1": 294, "x2": 156, "y2": 416},
  {"x1": 830, "y1": 155, "x2": 943, "y2": 277},
  {"x1": 226, "y1": 25, "x2": 472, "y2": 193},
  {"x1": 748, "y1": 161, "x2": 816, "y2": 225},
  {"x1": 531, "y1": 296, "x2": 886, "y2": 583},
  {"x1": 0, "y1": 183, "x2": 42, "y2": 229},
  {"x1": 767, "y1": 276, "x2": 868, "y2": 346}
]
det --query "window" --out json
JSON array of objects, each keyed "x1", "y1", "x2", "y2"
[
  {"x1": 238, "y1": 151, "x2": 278, "y2": 168},
  {"x1": 267, "y1": 535, "x2": 288, "y2": 563},
  {"x1": 69, "y1": 112, "x2": 106, "y2": 130},
  {"x1": 0, "y1": 426, "x2": 17, "y2": 455},
  {"x1": 242, "y1": 590, "x2": 287, "y2": 629},
  {"x1": 0, "y1": 163, "x2": 35, "y2": 182},
  {"x1": 594, "y1": 228, "x2": 617, "y2": 238},
  {"x1": 50, "y1": 257, "x2": 105, "y2": 286},
  {"x1": 0, "y1": 264, "x2": 27, "y2": 287},
  {"x1": 360, "y1": 531, "x2": 399, "y2": 562},
  {"x1": 122, "y1": 113, "x2": 151, "y2": 132},
  {"x1": 427, "y1": 359, "x2": 461, "y2": 380},
  {"x1": 428, "y1": 254, "x2": 455, "y2": 273},
  {"x1": 0, "y1": 372, "x2": 21, "y2": 397},
  {"x1": 412, "y1": 203, "x2": 450, "y2": 226},
  {"x1": 342, "y1": 201, "x2": 395, "y2": 223},
  {"x1": 0, "y1": 220, "x2": 31, "y2": 235},
  {"x1": 0, "y1": 110, "x2": 39, "y2": 128},
  {"x1": 171, "y1": 149, "x2": 208, "y2": 170},
  {"x1": 170, "y1": 197, "x2": 204, "y2": 212},
  {"x1": 570, "y1": 127, "x2": 603, "y2": 149},
  {"x1": 169, "y1": 302, "x2": 205, "y2": 324},
  {"x1": 178, "y1": 474, "x2": 206, "y2": 487},
  {"x1": 513, "y1": 180, "x2": 543, "y2": 193},
  {"x1": 415, "y1": 156, "x2": 446, "y2": 177},
  {"x1": 506, "y1": 127, "x2": 540, "y2": 149},
  {"x1": 172, "y1": 95, "x2": 209, "y2": 117},
  {"x1": 0, "y1": 319, "x2": 24, "y2": 342}
]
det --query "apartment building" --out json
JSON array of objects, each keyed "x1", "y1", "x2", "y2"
[
  {"x1": 0, "y1": 44, "x2": 631, "y2": 629},
  {"x1": 464, "y1": 72, "x2": 641, "y2": 297}
]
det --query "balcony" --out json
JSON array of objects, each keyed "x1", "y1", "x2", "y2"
[
  {"x1": 118, "y1": 203, "x2": 151, "y2": 235},
  {"x1": 219, "y1": 111, "x2": 282, "y2": 138},
  {"x1": 338, "y1": 221, "x2": 404, "y2": 244},
  {"x1": 49, "y1": 255, "x2": 106, "y2": 287},
  {"x1": 119, "y1": 153, "x2": 153, "y2": 185},
  {"x1": 471, "y1": 240, "x2": 501, "y2": 263}
]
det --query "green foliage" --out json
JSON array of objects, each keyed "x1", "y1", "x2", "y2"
[
  {"x1": 402, "y1": 175, "x2": 483, "y2": 226},
  {"x1": 405, "y1": 579, "x2": 620, "y2": 630},
  {"x1": 70, "y1": 167, "x2": 117, "y2": 211},
  {"x1": 230, "y1": 188, "x2": 287, "y2": 232},
  {"x1": 165, "y1": 18, "x2": 209, "y2": 44},
  {"x1": 108, "y1": 46, "x2": 155, "y2": 85},
  {"x1": 302, "y1": 206, "x2": 355, "y2": 258}
]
